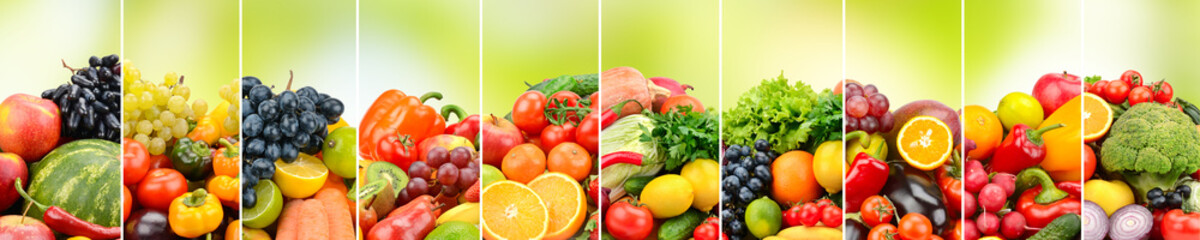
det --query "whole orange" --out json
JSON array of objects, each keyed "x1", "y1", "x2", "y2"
[
  {"x1": 502, "y1": 143, "x2": 546, "y2": 183},
  {"x1": 771, "y1": 150, "x2": 822, "y2": 205},
  {"x1": 962, "y1": 105, "x2": 1003, "y2": 160},
  {"x1": 546, "y1": 142, "x2": 592, "y2": 181}
]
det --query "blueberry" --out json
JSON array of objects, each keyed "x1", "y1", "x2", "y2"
[
  {"x1": 1177, "y1": 185, "x2": 1191, "y2": 197},
  {"x1": 1167, "y1": 192, "x2": 1184, "y2": 208},
  {"x1": 1150, "y1": 197, "x2": 1167, "y2": 209},
  {"x1": 1149, "y1": 188, "x2": 1164, "y2": 199},
  {"x1": 754, "y1": 139, "x2": 770, "y2": 152}
]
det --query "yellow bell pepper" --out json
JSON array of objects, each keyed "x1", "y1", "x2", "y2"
[
  {"x1": 1038, "y1": 95, "x2": 1083, "y2": 182},
  {"x1": 169, "y1": 189, "x2": 224, "y2": 238}
]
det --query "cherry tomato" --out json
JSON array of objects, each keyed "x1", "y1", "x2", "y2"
[
  {"x1": 1120, "y1": 69, "x2": 1144, "y2": 86},
  {"x1": 375, "y1": 134, "x2": 417, "y2": 170},
  {"x1": 588, "y1": 92, "x2": 600, "y2": 113},
  {"x1": 539, "y1": 122, "x2": 576, "y2": 152},
  {"x1": 1087, "y1": 80, "x2": 1109, "y2": 98},
  {"x1": 693, "y1": 221, "x2": 720, "y2": 240},
  {"x1": 868, "y1": 223, "x2": 899, "y2": 240},
  {"x1": 899, "y1": 213, "x2": 933, "y2": 240},
  {"x1": 547, "y1": 91, "x2": 582, "y2": 123},
  {"x1": 821, "y1": 205, "x2": 843, "y2": 227},
  {"x1": 122, "y1": 185, "x2": 132, "y2": 221},
  {"x1": 512, "y1": 91, "x2": 549, "y2": 135},
  {"x1": 1128, "y1": 85, "x2": 1153, "y2": 106},
  {"x1": 1105, "y1": 79, "x2": 1131, "y2": 104},
  {"x1": 783, "y1": 205, "x2": 803, "y2": 227},
  {"x1": 1153, "y1": 80, "x2": 1174, "y2": 103},
  {"x1": 861, "y1": 195, "x2": 895, "y2": 227},
  {"x1": 123, "y1": 138, "x2": 151, "y2": 185},
  {"x1": 799, "y1": 202, "x2": 820, "y2": 226},
  {"x1": 816, "y1": 198, "x2": 834, "y2": 209},
  {"x1": 575, "y1": 111, "x2": 600, "y2": 154},
  {"x1": 136, "y1": 168, "x2": 188, "y2": 211},
  {"x1": 605, "y1": 200, "x2": 653, "y2": 240}
]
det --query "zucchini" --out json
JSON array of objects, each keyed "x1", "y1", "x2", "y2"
[
  {"x1": 623, "y1": 176, "x2": 655, "y2": 196},
  {"x1": 657, "y1": 209, "x2": 706, "y2": 240},
  {"x1": 1176, "y1": 98, "x2": 1200, "y2": 125},
  {"x1": 1028, "y1": 213, "x2": 1080, "y2": 240}
]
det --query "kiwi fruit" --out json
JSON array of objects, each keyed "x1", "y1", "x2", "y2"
[
  {"x1": 357, "y1": 180, "x2": 387, "y2": 201},
  {"x1": 366, "y1": 161, "x2": 408, "y2": 198}
]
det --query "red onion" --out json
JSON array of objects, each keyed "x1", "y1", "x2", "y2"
[
  {"x1": 1082, "y1": 200, "x2": 1107, "y2": 240},
  {"x1": 1108, "y1": 204, "x2": 1152, "y2": 240}
]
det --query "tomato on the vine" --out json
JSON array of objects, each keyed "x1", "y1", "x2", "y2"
[
  {"x1": 123, "y1": 138, "x2": 150, "y2": 185},
  {"x1": 136, "y1": 168, "x2": 188, "y2": 211},
  {"x1": 512, "y1": 91, "x2": 549, "y2": 135},
  {"x1": 1087, "y1": 80, "x2": 1108, "y2": 98},
  {"x1": 861, "y1": 195, "x2": 895, "y2": 227},
  {"x1": 539, "y1": 122, "x2": 576, "y2": 152},
  {"x1": 798, "y1": 202, "x2": 821, "y2": 227},
  {"x1": 547, "y1": 91, "x2": 582, "y2": 123},
  {"x1": 821, "y1": 205, "x2": 842, "y2": 227},
  {"x1": 783, "y1": 205, "x2": 803, "y2": 227},
  {"x1": 1128, "y1": 85, "x2": 1153, "y2": 106},
  {"x1": 693, "y1": 217, "x2": 721, "y2": 240},
  {"x1": 1120, "y1": 70, "x2": 1144, "y2": 86},
  {"x1": 898, "y1": 213, "x2": 933, "y2": 240},
  {"x1": 1153, "y1": 80, "x2": 1174, "y2": 103},
  {"x1": 1105, "y1": 79, "x2": 1131, "y2": 104},
  {"x1": 376, "y1": 134, "x2": 417, "y2": 169},
  {"x1": 605, "y1": 200, "x2": 654, "y2": 240},
  {"x1": 575, "y1": 111, "x2": 600, "y2": 154},
  {"x1": 868, "y1": 223, "x2": 899, "y2": 240}
]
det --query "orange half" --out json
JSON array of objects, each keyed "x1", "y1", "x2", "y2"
[
  {"x1": 897, "y1": 116, "x2": 954, "y2": 170},
  {"x1": 482, "y1": 180, "x2": 548, "y2": 240},
  {"x1": 1082, "y1": 93, "x2": 1112, "y2": 142},
  {"x1": 528, "y1": 173, "x2": 587, "y2": 240}
]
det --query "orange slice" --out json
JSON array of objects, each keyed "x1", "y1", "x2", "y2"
[
  {"x1": 482, "y1": 180, "x2": 548, "y2": 240},
  {"x1": 1082, "y1": 93, "x2": 1112, "y2": 142},
  {"x1": 528, "y1": 173, "x2": 587, "y2": 240},
  {"x1": 897, "y1": 116, "x2": 954, "y2": 170}
]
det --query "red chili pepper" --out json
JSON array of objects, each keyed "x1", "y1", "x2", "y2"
[
  {"x1": 16, "y1": 178, "x2": 120, "y2": 239},
  {"x1": 370, "y1": 195, "x2": 441, "y2": 240},
  {"x1": 844, "y1": 152, "x2": 889, "y2": 212},
  {"x1": 600, "y1": 99, "x2": 640, "y2": 130},
  {"x1": 443, "y1": 111, "x2": 479, "y2": 147},
  {"x1": 990, "y1": 123, "x2": 1063, "y2": 174},
  {"x1": 601, "y1": 151, "x2": 644, "y2": 169},
  {"x1": 1054, "y1": 181, "x2": 1082, "y2": 197},
  {"x1": 1162, "y1": 209, "x2": 1200, "y2": 240}
]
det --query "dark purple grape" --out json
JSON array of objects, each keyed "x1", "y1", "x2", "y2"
[
  {"x1": 407, "y1": 178, "x2": 429, "y2": 196},
  {"x1": 449, "y1": 147, "x2": 472, "y2": 168},
  {"x1": 408, "y1": 161, "x2": 432, "y2": 179},
  {"x1": 863, "y1": 84, "x2": 878, "y2": 96},
  {"x1": 844, "y1": 82, "x2": 863, "y2": 98},
  {"x1": 442, "y1": 184, "x2": 460, "y2": 196},
  {"x1": 847, "y1": 95, "x2": 869, "y2": 118},
  {"x1": 397, "y1": 189, "x2": 411, "y2": 204},
  {"x1": 458, "y1": 167, "x2": 479, "y2": 188},
  {"x1": 845, "y1": 117, "x2": 860, "y2": 132},
  {"x1": 879, "y1": 111, "x2": 896, "y2": 132},
  {"x1": 867, "y1": 93, "x2": 890, "y2": 117},
  {"x1": 437, "y1": 163, "x2": 459, "y2": 186},
  {"x1": 860, "y1": 115, "x2": 879, "y2": 133},
  {"x1": 427, "y1": 147, "x2": 449, "y2": 167}
]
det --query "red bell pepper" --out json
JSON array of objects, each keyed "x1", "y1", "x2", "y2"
[
  {"x1": 1162, "y1": 209, "x2": 1200, "y2": 240},
  {"x1": 360, "y1": 91, "x2": 450, "y2": 161},
  {"x1": 371, "y1": 195, "x2": 441, "y2": 240},
  {"x1": 1012, "y1": 168, "x2": 1080, "y2": 229},
  {"x1": 844, "y1": 152, "x2": 889, "y2": 212},
  {"x1": 991, "y1": 123, "x2": 1063, "y2": 174},
  {"x1": 443, "y1": 110, "x2": 479, "y2": 147}
]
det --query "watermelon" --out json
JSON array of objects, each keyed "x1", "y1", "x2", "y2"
[{"x1": 25, "y1": 139, "x2": 120, "y2": 227}]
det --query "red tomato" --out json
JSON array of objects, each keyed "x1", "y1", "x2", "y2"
[
  {"x1": 1105, "y1": 79, "x2": 1131, "y2": 104},
  {"x1": 375, "y1": 134, "x2": 417, "y2": 170},
  {"x1": 588, "y1": 92, "x2": 600, "y2": 112},
  {"x1": 816, "y1": 198, "x2": 835, "y2": 209},
  {"x1": 575, "y1": 111, "x2": 600, "y2": 154},
  {"x1": 692, "y1": 221, "x2": 720, "y2": 240},
  {"x1": 539, "y1": 122, "x2": 576, "y2": 152},
  {"x1": 868, "y1": 223, "x2": 899, "y2": 240},
  {"x1": 1120, "y1": 70, "x2": 1144, "y2": 86},
  {"x1": 1087, "y1": 80, "x2": 1109, "y2": 100},
  {"x1": 512, "y1": 91, "x2": 549, "y2": 135},
  {"x1": 1082, "y1": 144, "x2": 1096, "y2": 180},
  {"x1": 899, "y1": 213, "x2": 933, "y2": 240},
  {"x1": 1153, "y1": 80, "x2": 1174, "y2": 103},
  {"x1": 659, "y1": 95, "x2": 706, "y2": 114},
  {"x1": 821, "y1": 205, "x2": 843, "y2": 227},
  {"x1": 123, "y1": 138, "x2": 150, "y2": 185},
  {"x1": 148, "y1": 154, "x2": 172, "y2": 169},
  {"x1": 1128, "y1": 86, "x2": 1153, "y2": 106},
  {"x1": 783, "y1": 205, "x2": 803, "y2": 227},
  {"x1": 861, "y1": 195, "x2": 895, "y2": 227},
  {"x1": 136, "y1": 168, "x2": 188, "y2": 211},
  {"x1": 122, "y1": 185, "x2": 132, "y2": 221},
  {"x1": 605, "y1": 200, "x2": 653, "y2": 240},
  {"x1": 547, "y1": 91, "x2": 582, "y2": 123},
  {"x1": 799, "y1": 202, "x2": 821, "y2": 226}
]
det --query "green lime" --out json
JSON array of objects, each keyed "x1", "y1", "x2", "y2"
[
  {"x1": 481, "y1": 164, "x2": 505, "y2": 187},
  {"x1": 243, "y1": 180, "x2": 284, "y2": 229},
  {"x1": 997, "y1": 92, "x2": 1044, "y2": 131},
  {"x1": 425, "y1": 221, "x2": 480, "y2": 240},
  {"x1": 745, "y1": 197, "x2": 782, "y2": 239},
  {"x1": 323, "y1": 127, "x2": 357, "y2": 179}
]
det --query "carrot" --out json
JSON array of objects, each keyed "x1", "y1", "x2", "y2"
[
  {"x1": 322, "y1": 174, "x2": 348, "y2": 193},
  {"x1": 296, "y1": 199, "x2": 331, "y2": 240},
  {"x1": 316, "y1": 188, "x2": 355, "y2": 240},
  {"x1": 275, "y1": 199, "x2": 306, "y2": 240}
]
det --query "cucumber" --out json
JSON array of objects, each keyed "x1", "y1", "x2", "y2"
[
  {"x1": 1028, "y1": 213, "x2": 1080, "y2": 240},
  {"x1": 528, "y1": 75, "x2": 576, "y2": 96},
  {"x1": 657, "y1": 209, "x2": 706, "y2": 240},
  {"x1": 623, "y1": 176, "x2": 655, "y2": 196},
  {"x1": 571, "y1": 73, "x2": 599, "y2": 97},
  {"x1": 1176, "y1": 98, "x2": 1200, "y2": 125}
]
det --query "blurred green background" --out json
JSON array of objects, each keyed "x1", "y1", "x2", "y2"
[
  {"x1": 0, "y1": 0, "x2": 119, "y2": 99},
  {"x1": 360, "y1": 0, "x2": 480, "y2": 121},
  {"x1": 846, "y1": 0, "x2": 961, "y2": 108},
  {"x1": 244, "y1": 0, "x2": 358, "y2": 125},
  {"x1": 1084, "y1": 0, "x2": 1200, "y2": 98},
  {"x1": 481, "y1": 0, "x2": 599, "y2": 115},
  {"x1": 602, "y1": 0, "x2": 718, "y2": 108},
  {"x1": 125, "y1": 0, "x2": 238, "y2": 112},
  {"x1": 722, "y1": 0, "x2": 842, "y2": 110},
  {"x1": 965, "y1": 0, "x2": 1081, "y2": 106}
]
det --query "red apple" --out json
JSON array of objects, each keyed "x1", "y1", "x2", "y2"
[
  {"x1": 1032, "y1": 72, "x2": 1082, "y2": 118},
  {"x1": 481, "y1": 114, "x2": 524, "y2": 166},
  {"x1": 0, "y1": 94, "x2": 61, "y2": 162},
  {"x1": 0, "y1": 215, "x2": 55, "y2": 240},
  {"x1": 0, "y1": 153, "x2": 26, "y2": 210}
]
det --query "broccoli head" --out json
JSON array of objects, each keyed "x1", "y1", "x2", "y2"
[{"x1": 1101, "y1": 103, "x2": 1200, "y2": 201}]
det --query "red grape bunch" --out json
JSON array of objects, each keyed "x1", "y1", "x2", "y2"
[{"x1": 844, "y1": 82, "x2": 894, "y2": 134}]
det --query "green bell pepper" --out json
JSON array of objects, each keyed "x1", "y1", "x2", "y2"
[{"x1": 171, "y1": 137, "x2": 214, "y2": 181}]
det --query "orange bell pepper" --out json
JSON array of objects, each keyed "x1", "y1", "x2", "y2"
[
  {"x1": 212, "y1": 138, "x2": 239, "y2": 177},
  {"x1": 1038, "y1": 95, "x2": 1083, "y2": 182},
  {"x1": 359, "y1": 90, "x2": 447, "y2": 161}
]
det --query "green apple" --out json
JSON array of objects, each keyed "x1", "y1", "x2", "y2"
[
  {"x1": 997, "y1": 92, "x2": 1044, "y2": 131},
  {"x1": 481, "y1": 164, "x2": 505, "y2": 187},
  {"x1": 323, "y1": 126, "x2": 357, "y2": 179}
]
